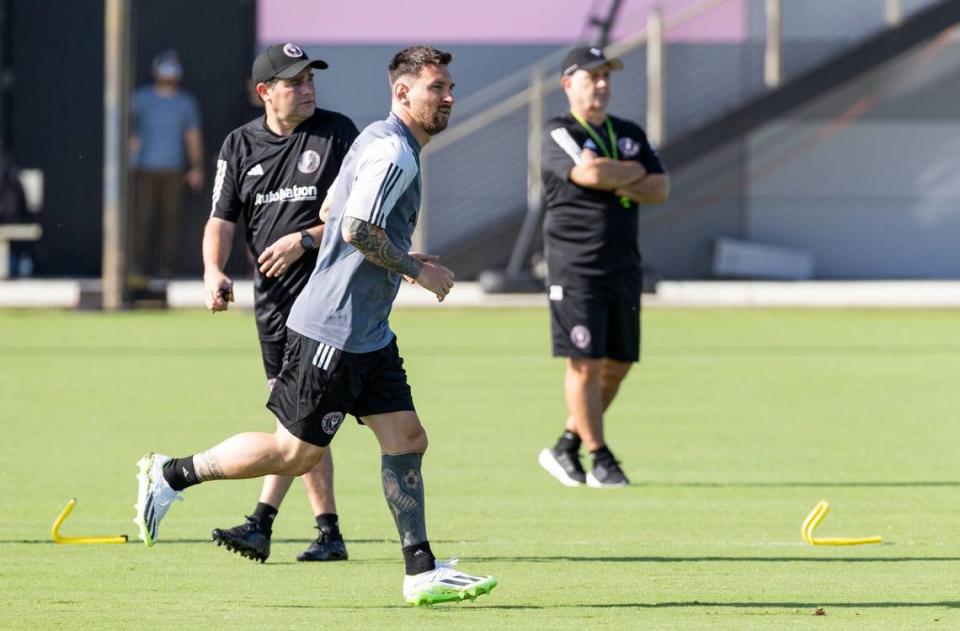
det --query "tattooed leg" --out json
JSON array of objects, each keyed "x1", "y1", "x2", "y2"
[
  {"x1": 195, "y1": 450, "x2": 225, "y2": 482},
  {"x1": 381, "y1": 452, "x2": 427, "y2": 546}
]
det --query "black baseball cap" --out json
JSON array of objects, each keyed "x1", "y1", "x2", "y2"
[
  {"x1": 561, "y1": 46, "x2": 624, "y2": 77},
  {"x1": 252, "y1": 43, "x2": 328, "y2": 84}
]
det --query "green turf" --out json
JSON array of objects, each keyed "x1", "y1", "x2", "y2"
[{"x1": 2, "y1": 307, "x2": 959, "y2": 629}]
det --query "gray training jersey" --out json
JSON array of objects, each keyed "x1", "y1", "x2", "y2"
[{"x1": 287, "y1": 113, "x2": 422, "y2": 353}]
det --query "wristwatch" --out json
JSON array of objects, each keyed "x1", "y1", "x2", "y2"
[{"x1": 300, "y1": 230, "x2": 316, "y2": 250}]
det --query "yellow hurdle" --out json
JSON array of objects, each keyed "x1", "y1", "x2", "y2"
[
  {"x1": 51, "y1": 499, "x2": 128, "y2": 544},
  {"x1": 801, "y1": 499, "x2": 882, "y2": 546}
]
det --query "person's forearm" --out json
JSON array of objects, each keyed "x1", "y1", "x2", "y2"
[
  {"x1": 570, "y1": 158, "x2": 647, "y2": 190},
  {"x1": 304, "y1": 223, "x2": 324, "y2": 243},
  {"x1": 615, "y1": 174, "x2": 670, "y2": 204},
  {"x1": 185, "y1": 129, "x2": 204, "y2": 170},
  {"x1": 341, "y1": 216, "x2": 422, "y2": 278},
  {"x1": 318, "y1": 191, "x2": 333, "y2": 223},
  {"x1": 202, "y1": 218, "x2": 235, "y2": 273}
]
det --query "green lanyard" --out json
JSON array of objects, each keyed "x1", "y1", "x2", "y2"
[
  {"x1": 570, "y1": 111, "x2": 631, "y2": 208},
  {"x1": 571, "y1": 110, "x2": 619, "y2": 160}
]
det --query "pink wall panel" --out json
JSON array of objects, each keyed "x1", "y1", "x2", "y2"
[{"x1": 258, "y1": 0, "x2": 746, "y2": 44}]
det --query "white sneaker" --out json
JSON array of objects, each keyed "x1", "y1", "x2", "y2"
[
  {"x1": 134, "y1": 452, "x2": 183, "y2": 546},
  {"x1": 402, "y1": 557, "x2": 497, "y2": 606}
]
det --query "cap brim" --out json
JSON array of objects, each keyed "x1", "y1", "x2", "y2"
[
  {"x1": 580, "y1": 57, "x2": 624, "y2": 73},
  {"x1": 274, "y1": 58, "x2": 328, "y2": 79}
]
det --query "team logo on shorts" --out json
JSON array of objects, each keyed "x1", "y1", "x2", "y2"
[
  {"x1": 283, "y1": 43, "x2": 304, "y2": 58},
  {"x1": 570, "y1": 325, "x2": 592, "y2": 350},
  {"x1": 297, "y1": 150, "x2": 321, "y2": 174},
  {"x1": 320, "y1": 411, "x2": 344, "y2": 435},
  {"x1": 618, "y1": 137, "x2": 640, "y2": 158}
]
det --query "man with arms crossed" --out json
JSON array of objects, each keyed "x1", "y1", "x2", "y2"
[
  {"x1": 135, "y1": 46, "x2": 497, "y2": 606},
  {"x1": 203, "y1": 43, "x2": 357, "y2": 562},
  {"x1": 538, "y1": 47, "x2": 670, "y2": 488}
]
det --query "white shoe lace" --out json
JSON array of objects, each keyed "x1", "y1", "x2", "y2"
[{"x1": 436, "y1": 556, "x2": 460, "y2": 569}]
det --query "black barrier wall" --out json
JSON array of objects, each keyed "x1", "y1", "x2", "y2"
[{"x1": 7, "y1": 0, "x2": 255, "y2": 277}]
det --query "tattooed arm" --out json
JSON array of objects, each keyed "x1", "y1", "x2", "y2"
[
  {"x1": 342, "y1": 216, "x2": 423, "y2": 278},
  {"x1": 342, "y1": 216, "x2": 455, "y2": 301}
]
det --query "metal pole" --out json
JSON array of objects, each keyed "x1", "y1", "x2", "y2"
[
  {"x1": 506, "y1": 65, "x2": 544, "y2": 278},
  {"x1": 102, "y1": 0, "x2": 131, "y2": 310},
  {"x1": 764, "y1": 0, "x2": 782, "y2": 88},
  {"x1": 885, "y1": 0, "x2": 902, "y2": 26},
  {"x1": 593, "y1": 0, "x2": 625, "y2": 48},
  {"x1": 646, "y1": 6, "x2": 665, "y2": 146}
]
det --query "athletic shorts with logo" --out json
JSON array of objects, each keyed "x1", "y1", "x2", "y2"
[
  {"x1": 266, "y1": 331, "x2": 415, "y2": 447},
  {"x1": 549, "y1": 274, "x2": 641, "y2": 362}
]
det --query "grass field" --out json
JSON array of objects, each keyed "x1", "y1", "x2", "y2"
[{"x1": 2, "y1": 307, "x2": 960, "y2": 629}]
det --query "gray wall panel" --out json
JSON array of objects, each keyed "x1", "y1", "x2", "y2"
[{"x1": 748, "y1": 201, "x2": 960, "y2": 278}]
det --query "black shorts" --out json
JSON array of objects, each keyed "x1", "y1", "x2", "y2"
[
  {"x1": 549, "y1": 277, "x2": 641, "y2": 362},
  {"x1": 259, "y1": 338, "x2": 285, "y2": 380},
  {"x1": 266, "y1": 332, "x2": 415, "y2": 447}
]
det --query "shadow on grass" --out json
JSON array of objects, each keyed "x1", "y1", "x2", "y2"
[
  {"x1": 467, "y1": 555, "x2": 960, "y2": 564},
  {"x1": 258, "y1": 600, "x2": 960, "y2": 611},
  {"x1": 630, "y1": 481, "x2": 960, "y2": 488},
  {"x1": 575, "y1": 601, "x2": 960, "y2": 609},
  {"x1": 260, "y1": 603, "x2": 545, "y2": 611},
  {"x1": 0, "y1": 538, "x2": 470, "y2": 546}
]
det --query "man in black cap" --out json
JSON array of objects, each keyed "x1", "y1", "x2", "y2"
[
  {"x1": 201, "y1": 43, "x2": 358, "y2": 562},
  {"x1": 537, "y1": 46, "x2": 670, "y2": 488}
]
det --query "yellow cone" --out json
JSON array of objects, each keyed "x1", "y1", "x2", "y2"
[
  {"x1": 51, "y1": 499, "x2": 128, "y2": 544},
  {"x1": 801, "y1": 499, "x2": 881, "y2": 546}
]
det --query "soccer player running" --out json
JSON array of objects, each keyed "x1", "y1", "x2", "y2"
[
  {"x1": 135, "y1": 46, "x2": 497, "y2": 606},
  {"x1": 202, "y1": 44, "x2": 358, "y2": 563},
  {"x1": 537, "y1": 47, "x2": 670, "y2": 488}
]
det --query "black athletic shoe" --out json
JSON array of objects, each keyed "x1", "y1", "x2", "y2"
[
  {"x1": 211, "y1": 516, "x2": 270, "y2": 563},
  {"x1": 538, "y1": 447, "x2": 587, "y2": 486},
  {"x1": 296, "y1": 529, "x2": 348, "y2": 562},
  {"x1": 587, "y1": 450, "x2": 630, "y2": 488}
]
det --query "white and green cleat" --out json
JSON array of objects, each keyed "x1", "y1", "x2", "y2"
[
  {"x1": 134, "y1": 452, "x2": 182, "y2": 547},
  {"x1": 403, "y1": 558, "x2": 497, "y2": 606}
]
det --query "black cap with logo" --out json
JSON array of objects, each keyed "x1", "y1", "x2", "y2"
[
  {"x1": 252, "y1": 43, "x2": 328, "y2": 84},
  {"x1": 561, "y1": 46, "x2": 624, "y2": 77}
]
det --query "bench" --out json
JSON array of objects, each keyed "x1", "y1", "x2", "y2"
[
  {"x1": 0, "y1": 223, "x2": 42, "y2": 279},
  {"x1": 0, "y1": 169, "x2": 44, "y2": 279}
]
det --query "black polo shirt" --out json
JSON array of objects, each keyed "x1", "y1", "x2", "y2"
[
  {"x1": 541, "y1": 113, "x2": 665, "y2": 284},
  {"x1": 210, "y1": 108, "x2": 358, "y2": 341}
]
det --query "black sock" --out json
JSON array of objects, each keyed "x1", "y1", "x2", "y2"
[
  {"x1": 252, "y1": 502, "x2": 278, "y2": 536},
  {"x1": 555, "y1": 430, "x2": 582, "y2": 453},
  {"x1": 590, "y1": 445, "x2": 613, "y2": 463},
  {"x1": 402, "y1": 541, "x2": 436, "y2": 576},
  {"x1": 162, "y1": 456, "x2": 200, "y2": 491},
  {"x1": 315, "y1": 513, "x2": 341, "y2": 538}
]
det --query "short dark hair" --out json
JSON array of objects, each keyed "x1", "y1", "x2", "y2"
[{"x1": 388, "y1": 46, "x2": 453, "y2": 84}]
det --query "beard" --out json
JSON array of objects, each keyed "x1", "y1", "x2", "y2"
[{"x1": 419, "y1": 106, "x2": 452, "y2": 136}]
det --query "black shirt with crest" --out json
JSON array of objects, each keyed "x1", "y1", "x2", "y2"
[
  {"x1": 541, "y1": 113, "x2": 665, "y2": 285},
  {"x1": 211, "y1": 109, "x2": 358, "y2": 341}
]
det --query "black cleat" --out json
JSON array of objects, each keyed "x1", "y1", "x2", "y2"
[
  {"x1": 538, "y1": 447, "x2": 586, "y2": 486},
  {"x1": 211, "y1": 516, "x2": 270, "y2": 563},
  {"x1": 587, "y1": 449, "x2": 630, "y2": 488},
  {"x1": 296, "y1": 528, "x2": 348, "y2": 562}
]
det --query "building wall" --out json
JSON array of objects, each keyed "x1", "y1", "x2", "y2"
[{"x1": 743, "y1": 37, "x2": 960, "y2": 278}]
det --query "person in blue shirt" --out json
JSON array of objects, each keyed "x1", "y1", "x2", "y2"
[{"x1": 130, "y1": 50, "x2": 204, "y2": 279}]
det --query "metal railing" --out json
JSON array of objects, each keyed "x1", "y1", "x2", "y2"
[{"x1": 415, "y1": 0, "x2": 942, "y2": 259}]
